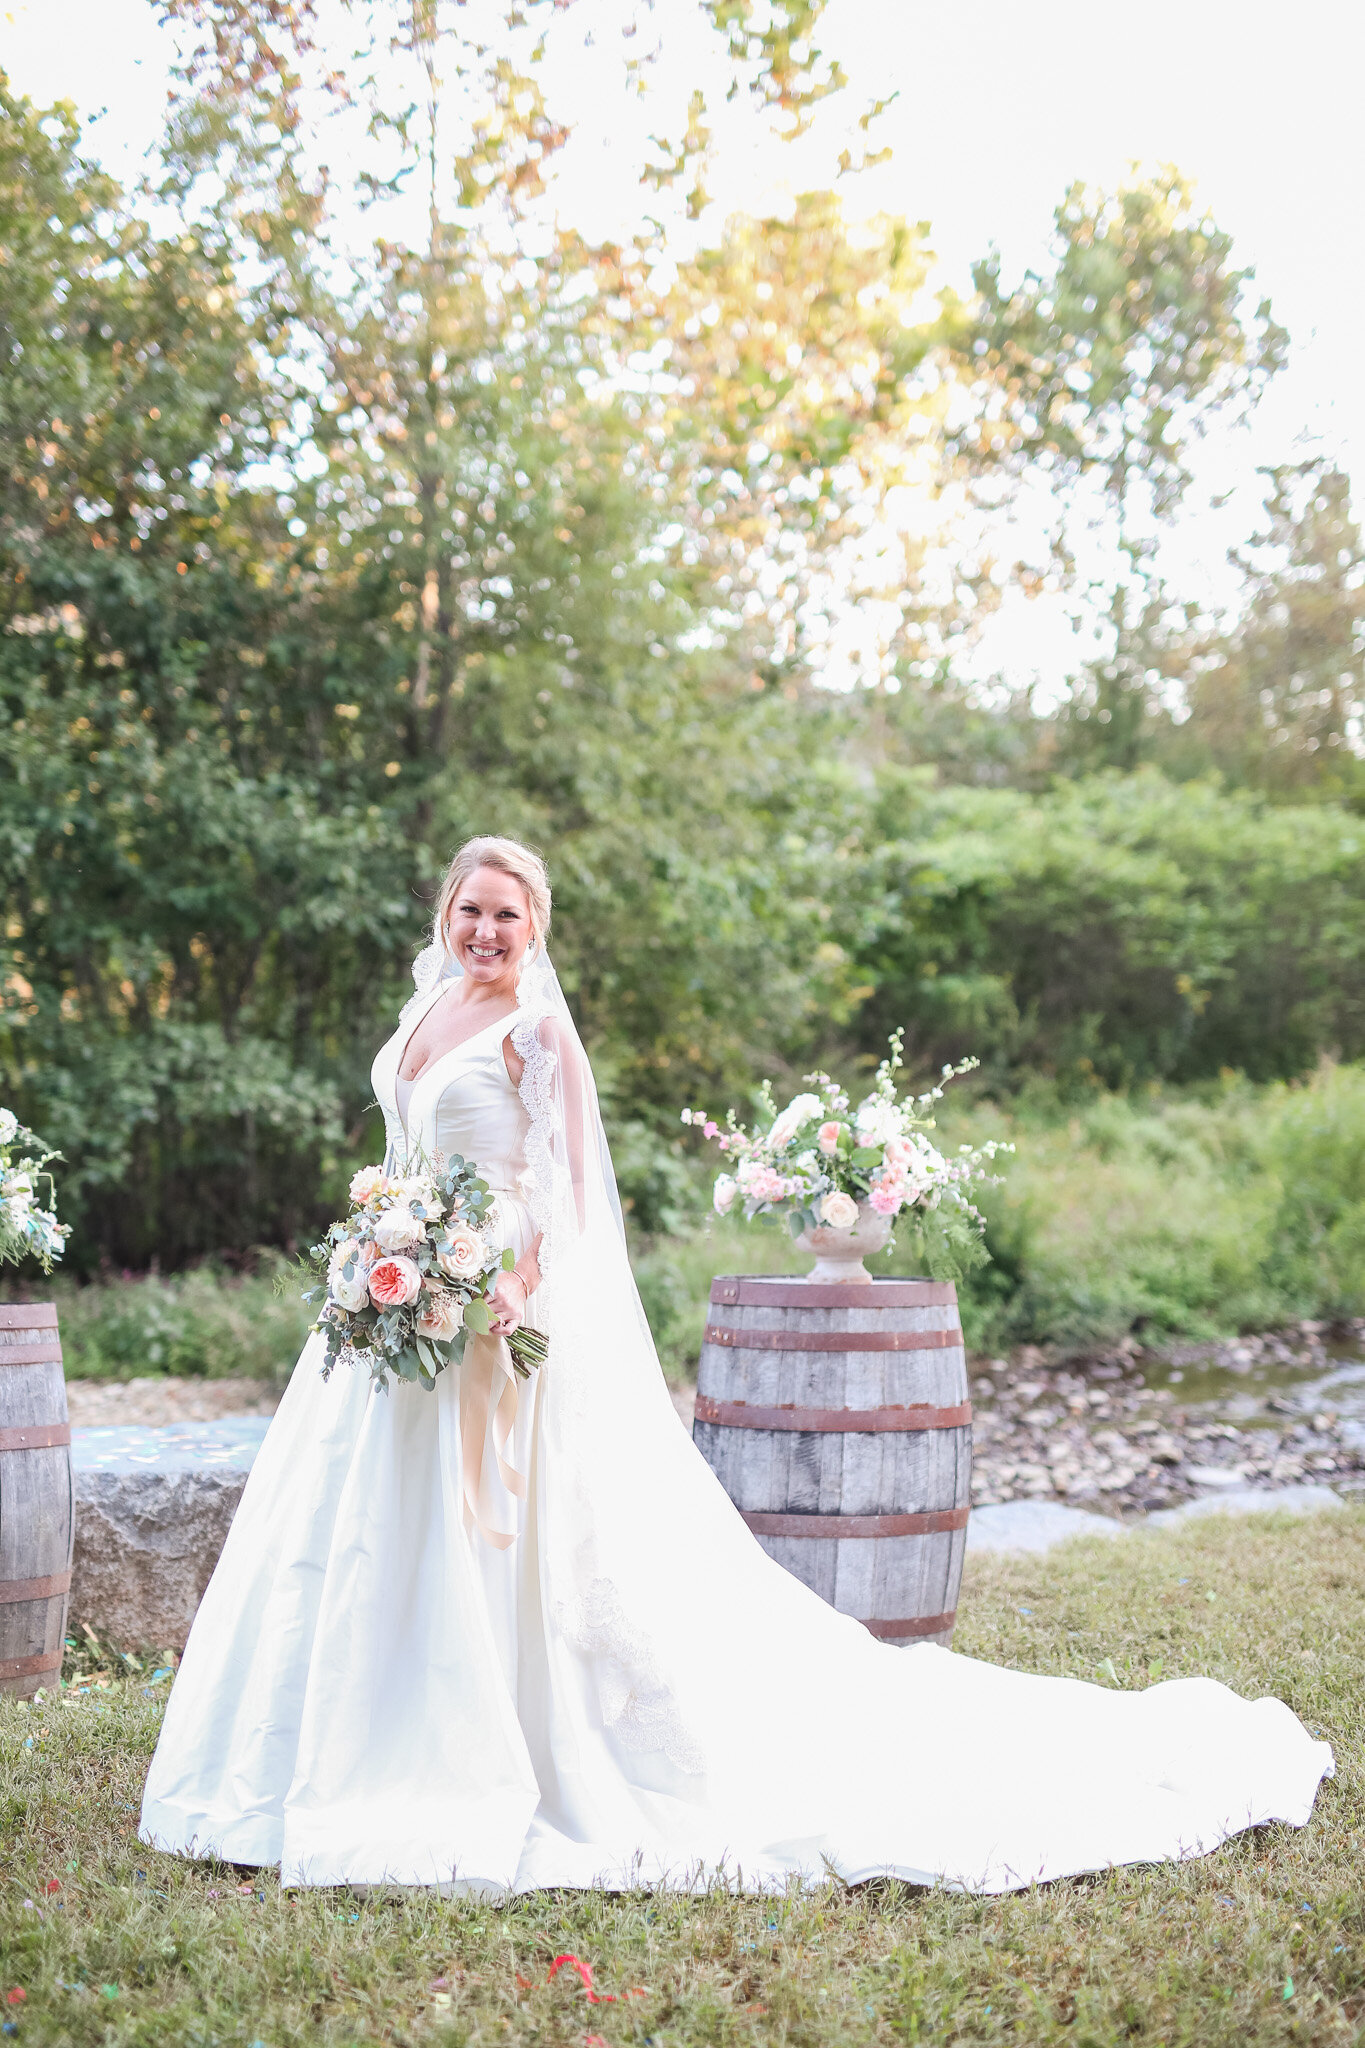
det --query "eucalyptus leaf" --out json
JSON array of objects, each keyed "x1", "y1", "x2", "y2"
[{"x1": 463, "y1": 1296, "x2": 492, "y2": 1335}]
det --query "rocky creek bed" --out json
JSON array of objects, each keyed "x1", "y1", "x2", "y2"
[{"x1": 969, "y1": 1318, "x2": 1365, "y2": 1515}]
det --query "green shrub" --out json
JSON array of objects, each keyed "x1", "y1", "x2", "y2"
[{"x1": 21, "y1": 1264, "x2": 313, "y2": 1385}]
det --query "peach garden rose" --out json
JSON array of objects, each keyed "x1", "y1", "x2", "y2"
[{"x1": 368, "y1": 1254, "x2": 423, "y2": 1308}]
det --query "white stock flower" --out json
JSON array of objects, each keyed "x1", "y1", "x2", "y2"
[
  {"x1": 767, "y1": 1092, "x2": 823, "y2": 1151},
  {"x1": 854, "y1": 1096, "x2": 904, "y2": 1147}
]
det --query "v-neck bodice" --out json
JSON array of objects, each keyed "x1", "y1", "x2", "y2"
[{"x1": 371, "y1": 988, "x2": 529, "y2": 1187}]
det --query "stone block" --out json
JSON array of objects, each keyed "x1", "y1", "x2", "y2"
[{"x1": 69, "y1": 1420, "x2": 270, "y2": 1650}]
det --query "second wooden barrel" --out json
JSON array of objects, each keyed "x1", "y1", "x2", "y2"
[
  {"x1": 0, "y1": 1303, "x2": 73, "y2": 1697},
  {"x1": 693, "y1": 1276, "x2": 970, "y2": 1647}
]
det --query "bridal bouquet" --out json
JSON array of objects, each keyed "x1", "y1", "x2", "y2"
[
  {"x1": 303, "y1": 1152, "x2": 547, "y2": 1392},
  {"x1": 0, "y1": 1107, "x2": 68, "y2": 1272},
  {"x1": 682, "y1": 1031, "x2": 1009, "y2": 1270}
]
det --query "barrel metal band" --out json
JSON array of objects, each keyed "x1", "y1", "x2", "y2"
[
  {"x1": 0, "y1": 1303, "x2": 59, "y2": 1329},
  {"x1": 0, "y1": 1342, "x2": 65, "y2": 1367},
  {"x1": 0, "y1": 1422, "x2": 71, "y2": 1452},
  {"x1": 861, "y1": 1612, "x2": 956, "y2": 1640},
  {"x1": 710, "y1": 1278, "x2": 958, "y2": 1309},
  {"x1": 0, "y1": 1653, "x2": 62, "y2": 1681},
  {"x1": 694, "y1": 1394, "x2": 971, "y2": 1433},
  {"x1": 0, "y1": 1569, "x2": 72, "y2": 1605},
  {"x1": 704, "y1": 1323, "x2": 961, "y2": 1353},
  {"x1": 744, "y1": 1507, "x2": 969, "y2": 1539}
]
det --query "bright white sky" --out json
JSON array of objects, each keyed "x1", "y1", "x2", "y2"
[{"x1": 4, "y1": 0, "x2": 1363, "y2": 694}]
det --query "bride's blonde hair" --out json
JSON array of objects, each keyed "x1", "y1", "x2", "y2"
[{"x1": 432, "y1": 835, "x2": 552, "y2": 953}]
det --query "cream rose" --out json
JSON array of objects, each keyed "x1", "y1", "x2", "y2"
[
  {"x1": 819, "y1": 1189, "x2": 860, "y2": 1230},
  {"x1": 368, "y1": 1255, "x2": 423, "y2": 1308},
  {"x1": 374, "y1": 1203, "x2": 425, "y2": 1252},
  {"x1": 437, "y1": 1224, "x2": 485, "y2": 1280},
  {"x1": 349, "y1": 1164, "x2": 387, "y2": 1205},
  {"x1": 416, "y1": 1289, "x2": 465, "y2": 1341}
]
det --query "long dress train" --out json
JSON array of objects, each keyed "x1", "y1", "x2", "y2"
[{"x1": 140, "y1": 973, "x2": 1333, "y2": 1894}]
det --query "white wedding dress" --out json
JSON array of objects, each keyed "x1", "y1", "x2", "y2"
[{"x1": 141, "y1": 956, "x2": 1333, "y2": 1894}]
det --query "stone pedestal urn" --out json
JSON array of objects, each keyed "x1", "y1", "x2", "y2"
[
  {"x1": 692, "y1": 1274, "x2": 971, "y2": 1646},
  {"x1": 795, "y1": 1200, "x2": 892, "y2": 1283},
  {"x1": 0, "y1": 1303, "x2": 73, "y2": 1696}
]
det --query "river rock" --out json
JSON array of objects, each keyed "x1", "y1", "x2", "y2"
[
  {"x1": 69, "y1": 1420, "x2": 271, "y2": 1650},
  {"x1": 967, "y1": 1500, "x2": 1128, "y2": 1554},
  {"x1": 1147, "y1": 1484, "x2": 1346, "y2": 1527}
]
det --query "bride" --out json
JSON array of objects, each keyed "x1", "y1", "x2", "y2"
[{"x1": 141, "y1": 835, "x2": 1332, "y2": 1893}]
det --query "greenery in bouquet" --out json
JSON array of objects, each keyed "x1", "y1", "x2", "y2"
[
  {"x1": 303, "y1": 1153, "x2": 547, "y2": 1391},
  {"x1": 682, "y1": 1032, "x2": 1011, "y2": 1277},
  {"x1": 0, "y1": 1107, "x2": 68, "y2": 1272}
]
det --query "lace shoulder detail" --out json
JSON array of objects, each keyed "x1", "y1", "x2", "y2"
[
  {"x1": 510, "y1": 1010, "x2": 558, "y2": 1271},
  {"x1": 398, "y1": 940, "x2": 446, "y2": 1026}
]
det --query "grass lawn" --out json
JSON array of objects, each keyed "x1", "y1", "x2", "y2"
[{"x1": 1, "y1": 1510, "x2": 1361, "y2": 2047}]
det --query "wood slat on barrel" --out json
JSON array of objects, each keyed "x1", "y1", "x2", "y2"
[
  {"x1": 693, "y1": 1275, "x2": 971, "y2": 1648},
  {"x1": 0, "y1": 1305, "x2": 73, "y2": 1697}
]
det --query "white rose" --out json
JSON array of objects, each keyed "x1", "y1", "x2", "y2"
[
  {"x1": 0, "y1": 1109, "x2": 17, "y2": 1145},
  {"x1": 394, "y1": 1173, "x2": 442, "y2": 1215},
  {"x1": 437, "y1": 1224, "x2": 485, "y2": 1280},
  {"x1": 819, "y1": 1189, "x2": 860, "y2": 1230},
  {"x1": 374, "y1": 1204, "x2": 425, "y2": 1251},
  {"x1": 330, "y1": 1267, "x2": 370, "y2": 1312},
  {"x1": 712, "y1": 1173, "x2": 737, "y2": 1216}
]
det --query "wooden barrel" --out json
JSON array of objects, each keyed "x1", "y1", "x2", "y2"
[
  {"x1": 693, "y1": 1277, "x2": 970, "y2": 1647},
  {"x1": 0, "y1": 1304, "x2": 73, "y2": 1697}
]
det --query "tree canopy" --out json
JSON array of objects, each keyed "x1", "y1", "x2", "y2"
[{"x1": 0, "y1": 6, "x2": 1360, "y2": 1266}]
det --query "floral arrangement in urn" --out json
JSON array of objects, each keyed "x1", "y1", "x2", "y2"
[
  {"x1": 0, "y1": 1108, "x2": 68, "y2": 1271},
  {"x1": 302, "y1": 1151, "x2": 547, "y2": 1390},
  {"x1": 682, "y1": 1033, "x2": 1009, "y2": 1280}
]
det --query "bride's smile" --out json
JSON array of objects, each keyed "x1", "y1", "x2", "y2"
[{"x1": 447, "y1": 871, "x2": 534, "y2": 990}]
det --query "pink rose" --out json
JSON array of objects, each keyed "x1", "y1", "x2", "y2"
[
  {"x1": 869, "y1": 1182, "x2": 903, "y2": 1217},
  {"x1": 884, "y1": 1134, "x2": 915, "y2": 1167},
  {"x1": 817, "y1": 1121, "x2": 843, "y2": 1157},
  {"x1": 368, "y1": 1255, "x2": 423, "y2": 1308}
]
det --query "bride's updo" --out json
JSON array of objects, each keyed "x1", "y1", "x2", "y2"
[{"x1": 432, "y1": 834, "x2": 552, "y2": 949}]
